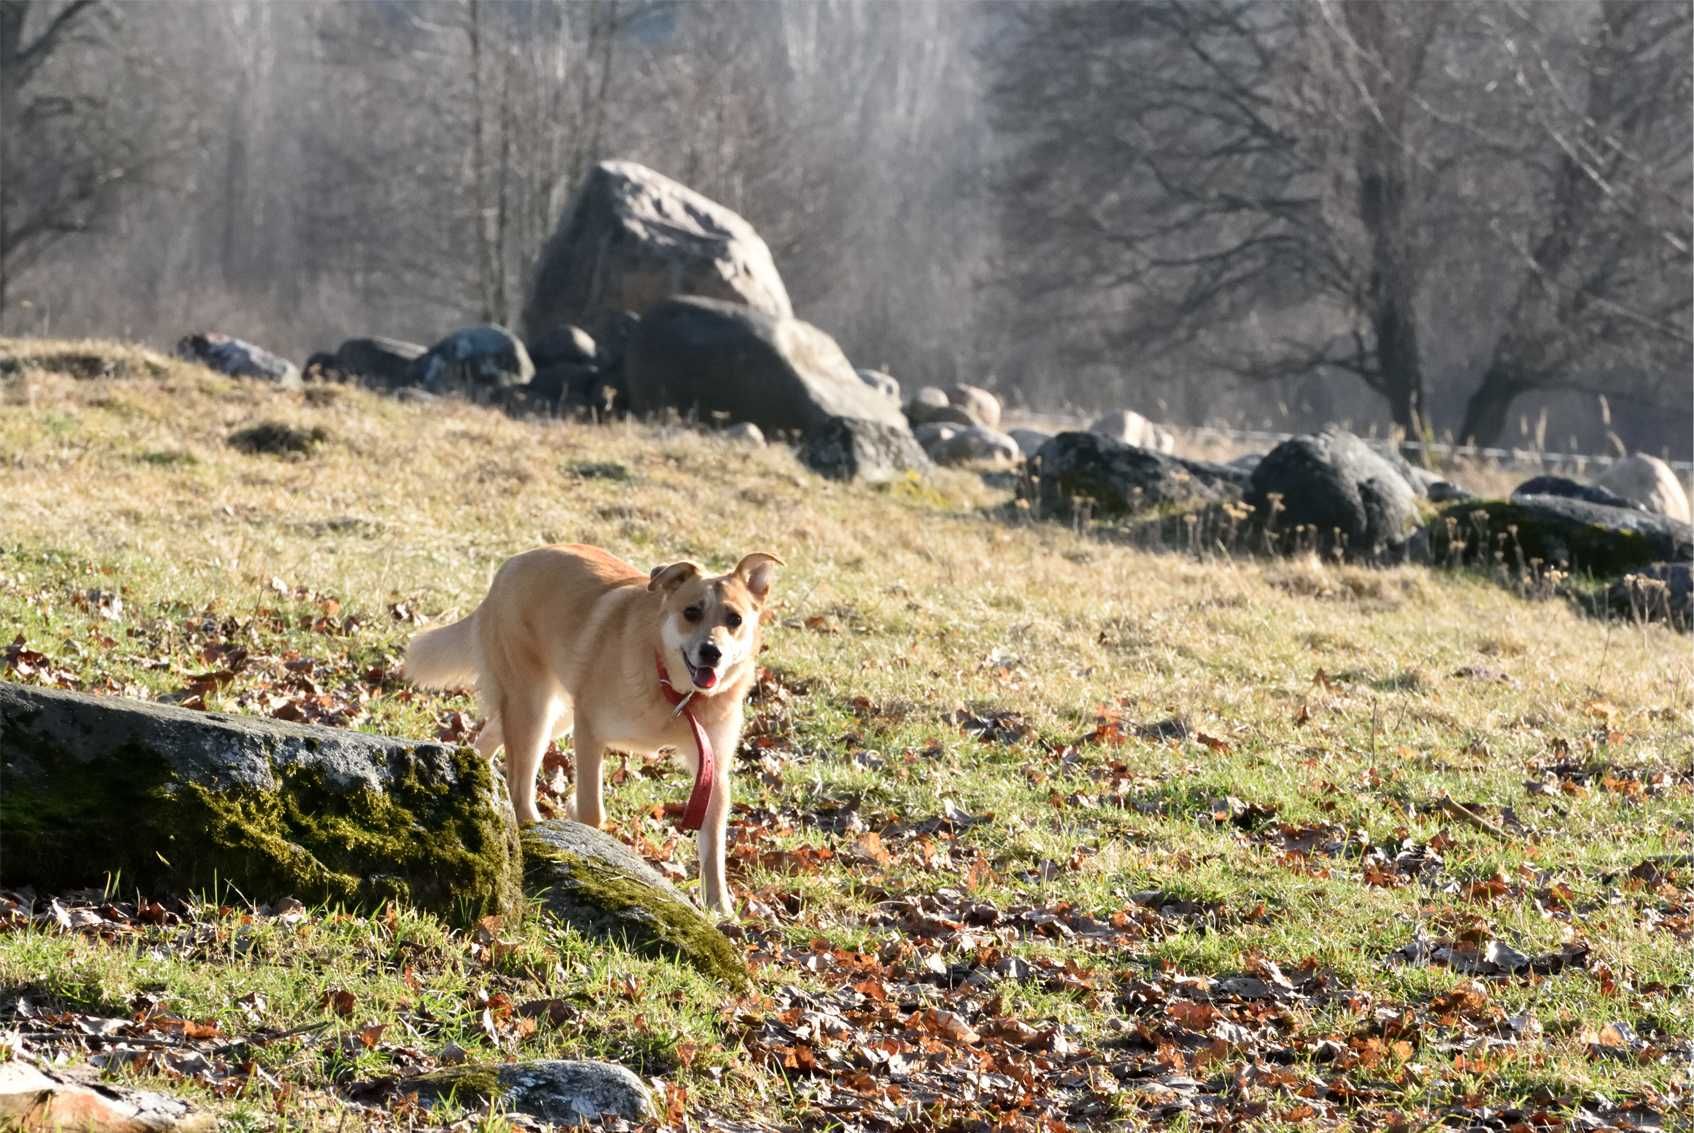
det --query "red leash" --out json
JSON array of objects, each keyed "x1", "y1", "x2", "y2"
[{"x1": 655, "y1": 652, "x2": 715, "y2": 831}]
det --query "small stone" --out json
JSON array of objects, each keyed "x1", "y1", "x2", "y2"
[
  {"x1": 720, "y1": 422, "x2": 765, "y2": 446},
  {"x1": 0, "y1": 1055, "x2": 213, "y2": 1131}
]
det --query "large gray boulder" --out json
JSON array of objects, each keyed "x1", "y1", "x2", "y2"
[
  {"x1": 799, "y1": 416, "x2": 931, "y2": 483},
  {"x1": 622, "y1": 296, "x2": 905, "y2": 433},
  {"x1": 1427, "y1": 496, "x2": 1693, "y2": 577},
  {"x1": 1030, "y1": 431, "x2": 1246, "y2": 514},
  {"x1": 410, "y1": 1060, "x2": 653, "y2": 1126},
  {"x1": 417, "y1": 325, "x2": 534, "y2": 400},
  {"x1": 332, "y1": 336, "x2": 426, "y2": 389},
  {"x1": 522, "y1": 819, "x2": 745, "y2": 984},
  {"x1": 175, "y1": 332, "x2": 300, "y2": 390},
  {"x1": 1246, "y1": 429, "x2": 1420, "y2": 557},
  {"x1": 0, "y1": 683, "x2": 522, "y2": 922},
  {"x1": 522, "y1": 160, "x2": 791, "y2": 340}
]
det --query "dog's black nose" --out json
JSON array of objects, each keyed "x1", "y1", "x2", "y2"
[{"x1": 697, "y1": 642, "x2": 721, "y2": 666}]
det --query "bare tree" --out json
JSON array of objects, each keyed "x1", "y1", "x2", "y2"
[
  {"x1": 1457, "y1": 0, "x2": 1692, "y2": 444},
  {"x1": 986, "y1": 0, "x2": 1690, "y2": 448},
  {"x1": 0, "y1": 0, "x2": 194, "y2": 331}
]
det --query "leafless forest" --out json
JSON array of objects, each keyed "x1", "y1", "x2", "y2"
[{"x1": 2, "y1": 0, "x2": 1689, "y2": 456}]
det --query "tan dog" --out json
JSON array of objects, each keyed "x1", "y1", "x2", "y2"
[{"x1": 405, "y1": 544, "x2": 781, "y2": 918}]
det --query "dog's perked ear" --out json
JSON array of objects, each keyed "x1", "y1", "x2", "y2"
[
  {"x1": 648, "y1": 560, "x2": 702, "y2": 593},
  {"x1": 733, "y1": 552, "x2": 784, "y2": 604}
]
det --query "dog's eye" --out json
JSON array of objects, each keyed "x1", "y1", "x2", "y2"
[
  {"x1": 683, "y1": 605, "x2": 703, "y2": 623},
  {"x1": 725, "y1": 611, "x2": 743, "y2": 630}
]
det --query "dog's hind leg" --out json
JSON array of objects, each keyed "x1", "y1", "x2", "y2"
[
  {"x1": 570, "y1": 725, "x2": 605, "y2": 829},
  {"x1": 501, "y1": 689, "x2": 558, "y2": 826}
]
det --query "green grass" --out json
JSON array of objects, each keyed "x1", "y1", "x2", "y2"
[{"x1": 1, "y1": 338, "x2": 1691, "y2": 1130}]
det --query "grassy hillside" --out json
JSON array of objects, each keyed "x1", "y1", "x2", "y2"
[{"x1": 2, "y1": 339, "x2": 1690, "y2": 1131}]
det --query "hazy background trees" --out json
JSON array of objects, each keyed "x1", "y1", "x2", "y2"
[{"x1": 1, "y1": 0, "x2": 1687, "y2": 457}]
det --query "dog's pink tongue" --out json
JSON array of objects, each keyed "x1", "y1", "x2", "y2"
[{"x1": 693, "y1": 666, "x2": 718, "y2": 689}]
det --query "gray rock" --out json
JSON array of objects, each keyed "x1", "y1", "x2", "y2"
[
  {"x1": 1230, "y1": 452, "x2": 1265, "y2": 473},
  {"x1": 528, "y1": 323, "x2": 598, "y2": 369},
  {"x1": 912, "y1": 421, "x2": 960, "y2": 449},
  {"x1": 907, "y1": 386, "x2": 950, "y2": 413},
  {"x1": 1605, "y1": 562, "x2": 1692, "y2": 629},
  {"x1": 417, "y1": 325, "x2": 534, "y2": 400},
  {"x1": 1246, "y1": 429, "x2": 1420, "y2": 557},
  {"x1": 925, "y1": 423, "x2": 1021, "y2": 467},
  {"x1": 0, "y1": 1055, "x2": 213, "y2": 1131},
  {"x1": 0, "y1": 683, "x2": 522, "y2": 921},
  {"x1": 944, "y1": 384, "x2": 1002, "y2": 429},
  {"x1": 857, "y1": 367, "x2": 901, "y2": 402},
  {"x1": 1512, "y1": 475, "x2": 1639, "y2": 511},
  {"x1": 1596, "y1": 454, "x2": 1691, "y2": 522},
  {"x1": 1427, "y1": 496, "x2": 1693, "y2": 576},
  {"x1": 623, "y1": 296, "x2": 905, "y2": 432},
  {"x1": 1030, "y1": 431, "x2": 1247, "y2": 514},
  {"x1": 1007, "y1": 427, "x2": 1052, "y2": 458},
  {"x1": 906, "y1": 400, "x2": 976, "y2": 428},
  {"x1": 332, "y1": 336, "x2": 426, "y2": 389},
  {"x1": 522, "y1": 819, "x2": 745, "y2": 983},
  {"x1": 524, "y1": 362, "x2": 609, "y2": 415},
  {"x1": 799, "y1": 415, "x2": 931, "y2": 483},
  {"x1": 1393, "y1": 462, "x2": 1472, "y2": 502},
  {"x1": 720, "y1": 421, "x2": 766, "y2": 446},
  {"x1": 174, "y1": 332, "x2": 300, "y2": 389},
  {"x1": 411, "y1": 1060, "x2": 653, "y2": 1126},
  {"x1": 523, "y1": 160, "x2": 791, "y2": 340},
  {"x1": 1089, "y1": 409, "x2": 1175, "y2": 454},
  {"x1": 1425, "y1": 478, "x2": 1474, "y2": 503}
]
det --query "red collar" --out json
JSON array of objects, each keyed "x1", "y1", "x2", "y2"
[{"x1": 657, "y1": 652, "x2": 715, "y2": 832}]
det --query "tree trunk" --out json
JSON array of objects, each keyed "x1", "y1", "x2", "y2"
[
  {"x1": 1343, "y1": 1, "x2": 1429, "y2": 450},
  {"x1": 1458, "y1": 363, "x2": 1527, "y2": 447}
]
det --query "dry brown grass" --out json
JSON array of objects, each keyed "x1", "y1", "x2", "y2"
[{"x1": 3, "y1": 338, "x2": 1692, "y2": 1130}]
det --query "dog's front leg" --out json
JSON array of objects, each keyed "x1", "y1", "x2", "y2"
[
  {"x1": 698, "y1": 764, "x2": 735, "y2": 920},
  {"x1": 571, "y1": 727, "x2": 606, "y2": 829}
]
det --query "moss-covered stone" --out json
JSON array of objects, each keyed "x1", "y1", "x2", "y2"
[
  {"x1": 1428, "y1": 496, "x2": 1693, "y2": 578},
  {"x1": 0, "y1": 683, "x2": 521, "y2": 923},
  {"x1": 405, "y1": 1060, "x2": 653, "y2": 1124},
  {"x1": 521, "y1": 820, "x2": 746, "y2": 986}
]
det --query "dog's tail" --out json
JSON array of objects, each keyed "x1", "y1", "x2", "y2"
[{"x1": 404, "y1": 612, "x2": 480, "y2": 689}]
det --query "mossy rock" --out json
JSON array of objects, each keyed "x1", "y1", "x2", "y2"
[
  {"x1": 228, "y1": 421, "x2": 329, "y2": 457},
  {"x1": 1029, "y1": 431, "x2": 1246, "y2": 516},
  {"x1": 1427, "y1": 496, "x2": 1693, "y2": 578},
  {"x1": 0, "y1": 683, "x2": 521, "y2": 923},
  {"x1": 404, "y1": 1059, "x2": 652, "y2": 1125},
  {"x1": 521, "y1": 819, "x2": 746, "y2": 985}
]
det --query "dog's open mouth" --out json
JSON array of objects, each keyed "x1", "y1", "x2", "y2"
[{"x1": 688, "y1": 663, "x2": 719, "y2": 690}]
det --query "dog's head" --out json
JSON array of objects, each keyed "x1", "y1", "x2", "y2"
[{"x1": 649, "y1": 552, "x2": 783, "y2": 694}]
